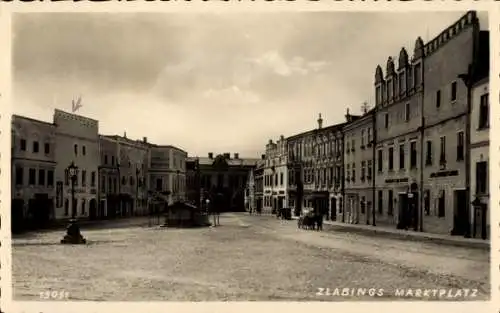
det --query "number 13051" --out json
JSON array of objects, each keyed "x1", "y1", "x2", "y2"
[{"x1": 39, "y1": 290, "x2": 69, "y2": 300}]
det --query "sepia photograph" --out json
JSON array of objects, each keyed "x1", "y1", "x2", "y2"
[{"x1": 8, "y1": 9, "x2": 491, "y2": 304}]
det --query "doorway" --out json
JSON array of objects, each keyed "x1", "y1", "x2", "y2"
[
  {"x1": 11, "y1": 199, "x2": 25, "y2": 233},
  {"x1": 453, "y1": 189, "x2": 468, "y2": 236},
  {"x1": 397, "y1": 193, "x2": 409, "y2": 229},
  {"x1": 330, "y1": 198, "x2": 337, "y2": 221},
  {"x1": 89, "y1": 199, "x2": 97, "y2": 220}
]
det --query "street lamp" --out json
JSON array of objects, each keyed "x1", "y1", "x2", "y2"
[
  {"x1": 135, "y1": 166, "x2": 140, "y2": 216},
  {"x1": 68, "y1": 161, "x2": 78, "y2": 219}
]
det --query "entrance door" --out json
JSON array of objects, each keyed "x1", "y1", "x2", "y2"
[
  {"x1": 89, "y1": 199, "x2": 97, "y2": 220},
  {"x1": 11, "y1": 199, "x2": 25, "y2": 233},
  {"x1": 453, "y1": 190, "x2": 468, "y2": 236},
  {"x1": 397, "y1": 193, "x2": 409, "y2": 229},
  {"x1": 330, "y1": 198, "x2": 337, "y2": 221}
]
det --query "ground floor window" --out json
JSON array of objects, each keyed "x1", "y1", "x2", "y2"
[
  {"x1": 360, "y1": 197, "x2": 366, "y2": 214},
  {"x1": 388, "y1": 190, "x2": 393, "y2": 215},
  {"x1": 378, "y1": 190, "x2": 383, "y2": 214}
]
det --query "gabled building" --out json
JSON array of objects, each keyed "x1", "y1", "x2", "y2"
[{"x1": 263, "y1": 136, "x2": 288, "y2": 214}]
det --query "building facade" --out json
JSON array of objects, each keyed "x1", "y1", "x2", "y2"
[
  {"x1": 263, "y1": 136, "x2": 288, "y2": 214},
  {"x1": 422, "y1": 11, "x2": 484, "y2": 235},
  {"x1": 190, "y1": 153, "x2": 258, "y2": 212},
  {"x1": 53, "y1": 109, "x2": 99, "y2": 220},
  {"x1": 286, "y1": 115, "x2": 345, "y2": 218},
  {"x1": 99, "y1": 134, "x2": 150, "y2": 217},
  {"x1": 254, "y1": 158, "x2": 265, "y2": 213},
  {"x1": 470, "y1": 77, "x2": 489, "y2": 239},
  {"x1": 148, "y1": 145, "x2": 187, "y2": 205},
  {"x1": 11, "y1": 115, "x2": 57, "y2": 231},
  {"x1": 343, "y1": 108, "x2": 375, "y2": 225}
]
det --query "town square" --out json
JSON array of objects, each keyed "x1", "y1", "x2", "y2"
[{"x1": 9, "y1": 10, "x2": 491, "y2": 302}]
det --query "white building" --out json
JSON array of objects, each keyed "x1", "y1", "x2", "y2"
[
  {"x1": 53, "y1": 109, "x2": 100, "y2": 219},
  {"x1": 470, "y1": 77, "x2": 489, "y2": 239},
  {"x1": 263, "y1": 135, "x2": 288, "y2": 214}
]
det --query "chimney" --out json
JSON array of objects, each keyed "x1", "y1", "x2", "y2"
[
  {"x1": 268, "y1": 139, "x2": 273, "y2": 144},
  {"x1": 317, "y1": 113, "x2": 323, "y2": 129},
  {"x1": 224, "y1": 153, "x2": 230, "y2": 159},
  {"x1": 261, "y1": 154, "x2": 266, "y2": 160},
  {"x1": 143, "y1": 137, "x2": 147, "y2": 143},
  {"x1": 234, "y1": 153, "x2": 239, "y2": 159},
  {"x1": 124, "y1": 131, "x2": 127, "y2": 138},
  {"x1": 280, "y1": 135, "x2": 284, "y2": 141},
  {"x1": 345, "y1": 108, "x2": 351, "y2": 122},
  {"x1": 208, "y1": 152, "x2": 213, "y2": 159}
]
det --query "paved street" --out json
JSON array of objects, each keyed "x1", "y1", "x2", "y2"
[{"x1": 12, "y1": 213, "x2": 489, "y2": 301}]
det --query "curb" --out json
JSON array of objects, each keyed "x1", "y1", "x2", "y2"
[
  {"x1": 322, "y1": 222, "x2": 489, "y2": 250},
  {"x1": 289, "y1": 216, "x2": 489, "y2": 250}
]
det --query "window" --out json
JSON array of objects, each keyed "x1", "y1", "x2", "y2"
[
  {"x1": 436, "y1": 90, "x2": 441, "y2": 108},
  {"x1": 476, "y1": 161, "x2": 488, "y2": 194},
  {"x1": 82, "y1": 170, "x2": 87, "y2": 187},
  {"x1": 378, "y1": 190, "x2": 383, "y2": 214},
  {"x1": 346, "y1": 164, "x2": 350, "y2": 181},
  {"x1": 478, "y1": 93, "x2": 489, "y2": 129},
  {"x1": 64, "y1": 199, "x2": 69, "y2": 216},
  {"x1": 20, "y1": 139, "x2": 27, "y2": 151},
  {"x1": 130, "y1": 176, "x2": 134, "y2": 186},
  {"x1": 38, "y1": 169, "x2": 45, "y2": 186},
  {"x1": 29, "y1": 168, "x2": 36, "y2": 185},
  {"x1": 410, "y1": 141, "x2": 417, "y2": 169},
  {"x1": 361, "y1": 161, "x2": 366, "y2": 181},
  {"x1": 44, "y1": 143, "x2": 50, "y2": 154},
  {"x1": 81, "y1": 199, "x2": 86, "y2": 215},
  {"x1": 122, "y1": 176, "x2": 126, "y2": 185},
  {"x1": 361, "y1": 197, "x2": 366, "y2": 214},
  {"x1": 104, "y1": 155, "x2": 108, "y2": 165},
  {"x1": 15, "y1": 167, "x2": 23, "y2": 185},
  {"x1": 280, "y1": 173, "x2": 284, "y2": 186},
  {"x1": 384, "y1": 113, "x2": 389, "y2": 128},
  {"x1": 424, "y1": 190, "x2": 430, "y2": 215},
  {"x1": 399, "y1": 143, "x2": 405, "y2": 169},
  {"x1": 367, "y1": 161, "x2": 372, "y2": 180},
  {"x1": 346, "y1": 141, "x2": 350, "y2": 153},
  {"x1": 377, "y1": 150, "x2": 383, "y2": 172},
  {"x1": 388, "y1": 190, "x2": 393, "y2": 215},
  {"x1": 156, "y1": 178, "x2": 162, "y2": 191},
  {"x1": 91, "y1": 171, "x2": 96, "y2": 187},
  {"x1": 388, "y1": 147, "x2": 394, "y2": 170},
  {"x1": 404, "y1": 103, "x2": 410, "y2": 121},
  {"x1": 64, "y1": 169, "x2": 69, "y2": 186},
  {"x1": 457, "y1": 131, "x2": 464, "y2": 161},
  {"x1": 451, "y1": 81, "x2": 457, "y2": 101},
  {"x1": 108, "y1": 177, "x2": 112, "y2": 193},
  {"x1": 367, "y1": 128, "x2": 372, "y2": 145},
  {"x1": 113, "y1": 178, "x2": 117, "y2": 193},
  {"x1": 82, "y1": 145, "x2": 86, "y2": 156},
  {"x1": 33, "y1": 141, "x2": 39, "y2": 153},
  {"x1": 414, "y1": 63, "x2": 421, "y2": 87},
  {"x1": 426, "y1": 141, "x2": 433, "y2": 165},
  {"x1": 361, "y1": 130, "x2": 365, "y2": 147},
  {"x1": 351, "y1": 139, "x2": 355, "y2": 151},
  {"x1": 440, "y1": 136, "x2": 446, "y2": 164},
  {"x1": 351, "y1": 163, "x2": 356, "y2": 183},
  {"x1": 111, "y1": 156, "x2": 115, "y2": 165},
  {"x1": 101, "y1": 177, "x2": 106, "y2": 193},
  {"x1": 74, "y1": 144, "x2": 78, "y2": 155},
  {"x1": 376, "y1": 86, "x2": 382, "y2": 105},
  {"x1": 438, "y1": 190, "x2": 445, "y2": 217}
]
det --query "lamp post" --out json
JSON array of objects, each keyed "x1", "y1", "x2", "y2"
[
  {"x1": 116, "y1": 162, "x2": 121, "y2": 217},
  {"x1": 68, "y1": 162, "x2": 78, "y2": 219},
  {"x1": 135, "y1": 166, "x2": 140, "y2": 216},
  {"x1": 458, "y1": 64, "x2": 473, "y2": 238}
]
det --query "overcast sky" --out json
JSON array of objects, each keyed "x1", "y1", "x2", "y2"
[{"x1": 12, "y1": 11, "x2": 488, "y2": 158}]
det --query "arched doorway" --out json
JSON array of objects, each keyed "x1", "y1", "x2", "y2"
[{"x1": 89, "y1": 199, "x2": 97, "y2": 220}]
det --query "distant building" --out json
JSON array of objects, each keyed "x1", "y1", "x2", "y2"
[
  {"x1": 253, "y1": 157, "x2": 265, "y2": 213},
  {"x1": 11, "y1": 115, "x2": 57, "y2": 231},
  {"x1": 187, "y1": 153, "x2": 259, "y2": 212},
  {"x1": 53, "y1": 109, "x2": 99, "y2": 220},
  {"x1": 263, "y1": 136, "x2": 288, "y2": 214},
  {"x1": 343, "y1": 107, "x2": 375, "y2": 225},
  {"x1": 148, "y1": 145, "x2": 188, "y2": 205},
  {"x1": 99, "y1": 134, "x2": 149, "y2": 218}
]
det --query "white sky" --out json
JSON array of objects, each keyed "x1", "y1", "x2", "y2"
[{"x1": 12, "y1": 11, "x2": 489, "y2": 157}]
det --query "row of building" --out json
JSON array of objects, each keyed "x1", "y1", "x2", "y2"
[
  {"x1": 246, "y1": 11, "x2": 490, "y2": 239},
  {"x1": 11, "y1": 109, "x2": 187, "y2": 231}
]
